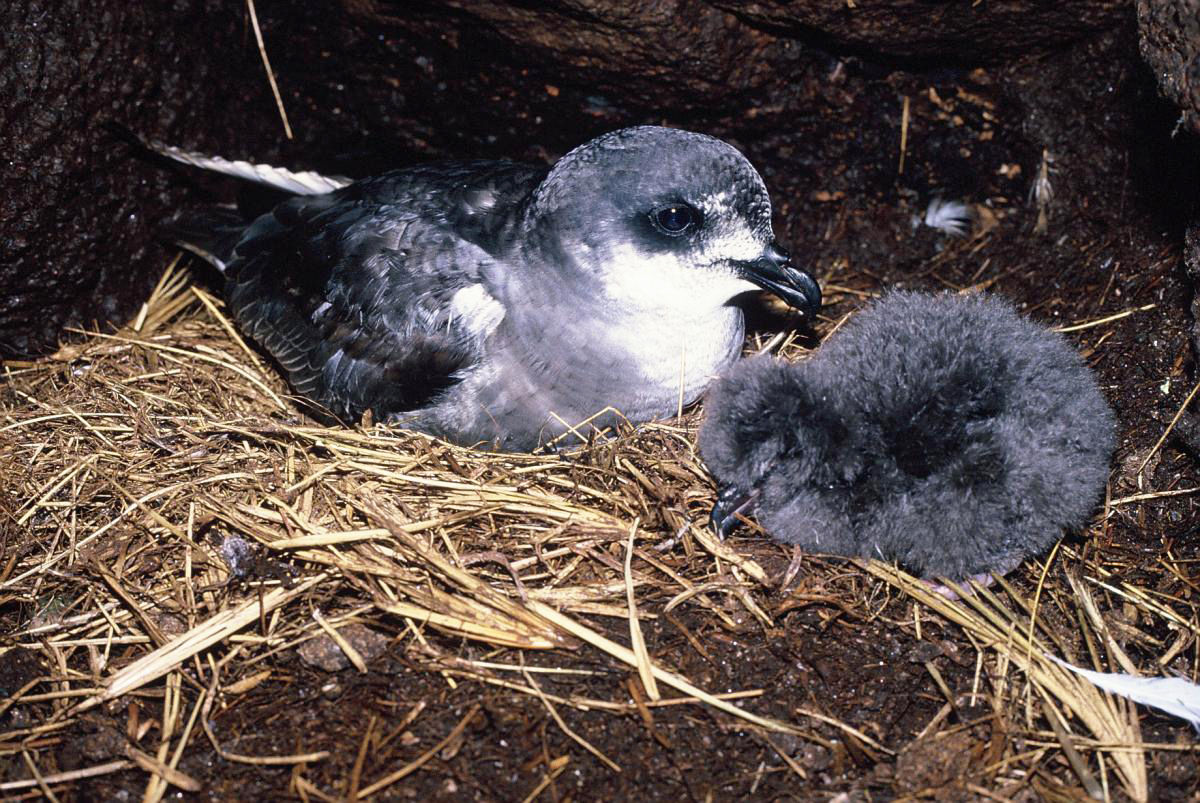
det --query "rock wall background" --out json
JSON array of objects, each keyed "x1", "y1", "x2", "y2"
[{"x1": 1, "y1": 0, "x2": 1197, "y2": 357}]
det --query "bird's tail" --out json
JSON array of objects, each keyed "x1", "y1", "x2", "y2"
[
  {"x1": 146, "y1": 139, "x2": 352, "y2": 195},
  {"x1": 161, "y1": 207, "x2": 248, "y2": 274},
  {"x1": 112, "y1": 122, "x2": 353, "y2": 196},
  {"x1": 115, "y1": 126, "x2": 350, "y2": 273}
]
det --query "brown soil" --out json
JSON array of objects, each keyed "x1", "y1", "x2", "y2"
[{"x1": 3, "y1": 19, "x2": 1199, "y2": 803}]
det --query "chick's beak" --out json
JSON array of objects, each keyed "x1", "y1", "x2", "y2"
[
  {"x1": 738, "y1": 242, "x2": 822, "y2": 321},
  {"x1": 709, "y1": 485, "x2": 759, "y2": 539}
]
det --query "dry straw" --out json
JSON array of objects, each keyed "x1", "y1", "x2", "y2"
[{"x1": 1, "y1": 263, "x2": 1193, "y2": 799}]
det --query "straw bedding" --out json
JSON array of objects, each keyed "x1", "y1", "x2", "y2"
[{"x1": 0, "y1": 262, "x2": 1194, "y2": 800}]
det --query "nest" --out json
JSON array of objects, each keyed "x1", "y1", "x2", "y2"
[{"x1": 0, "y1": 261, "x2": 1192, "y2": 800}]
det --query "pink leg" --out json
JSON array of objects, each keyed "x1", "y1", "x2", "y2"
[{"x1": 923, "y1": 572, "x2": 997, "y2": 601}]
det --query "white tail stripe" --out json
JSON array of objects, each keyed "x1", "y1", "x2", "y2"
[{"x1": 150, "y1": 141, "x2": 351, "y2": 195}]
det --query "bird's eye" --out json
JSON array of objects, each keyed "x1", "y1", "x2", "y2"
[{"x1": 652, "y1": 205, "x2": 700, "y2": 235}]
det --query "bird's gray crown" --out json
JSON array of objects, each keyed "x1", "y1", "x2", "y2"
[{"x1": 528, "y1": 126, "x2": 773, "y2": 237}]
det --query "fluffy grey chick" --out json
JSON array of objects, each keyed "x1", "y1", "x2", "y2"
[
  {"x1": 161, "y1": 126, "x2": 821, "y2": 451},
  {"x1": 699, "y1": 291, "x2": 1115, "y2": 581}
]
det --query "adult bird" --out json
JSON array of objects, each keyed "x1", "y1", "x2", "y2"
[{"x1": 161, "y1": 126, "x2": 821, "y2": 450}]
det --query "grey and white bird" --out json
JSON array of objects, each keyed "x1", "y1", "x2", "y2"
[
  {"x1": 700, "y1": 291, "x2": 1115, "y2": 584},
  {"x1": 159, "y1": 126, "x2": 821, "y2": 451}
]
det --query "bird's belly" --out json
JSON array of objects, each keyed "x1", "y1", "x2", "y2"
[
  {"x1": 408, "y1": 307, "x2": 745, "y2": 450},
  {"x1": 500, "y1": 307, "x2": 743, "y2": 445},
  {"x1": 620, "y1": 306, "x2": 747, "y2": 407}
]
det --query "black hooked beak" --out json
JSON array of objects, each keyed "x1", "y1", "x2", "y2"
[
  {"x1": 737, "y1": 242, "x2": 822, "y2": 321},
  {"x1": 709, "y1": 485, "x2": 760, "y2": 539}
]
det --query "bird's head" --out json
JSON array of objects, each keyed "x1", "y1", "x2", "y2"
[
  {"x1": 527, "y1": 126, "x2": 821, "y2": 320},
  {"x1": 699, "y1": 354, "x2": 866, "y2": 537}
]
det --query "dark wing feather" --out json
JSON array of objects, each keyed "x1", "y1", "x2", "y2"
[{"x1": 223, "y1": 161, "x2": 544, "y2": 422}]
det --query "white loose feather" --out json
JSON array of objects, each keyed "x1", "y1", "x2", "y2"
[
  {"x1": 148, "y1": 140, "x2": 351, "y2": 195},
  {"x1": 916, "y1": 197, "x2": 973, "y2": 237},
  {"x1": 1048, "y1": 654, "x2": 1200, "y2": 731}
]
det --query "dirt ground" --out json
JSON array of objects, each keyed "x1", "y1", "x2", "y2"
[{"x1": 3, "y1": 17, "x2": 1200, "y2": 803}]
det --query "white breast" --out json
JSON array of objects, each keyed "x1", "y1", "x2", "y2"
[
  {"x1": 596, "y1": 244, "x2": 756, "y2": 403},
  {"x1": 611, "y1": 305, "x2": 746, "y2": 405}
]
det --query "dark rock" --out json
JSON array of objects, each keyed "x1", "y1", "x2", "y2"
[
  {"x1": 1137, "y1": 0, "x2": 1200, "y2": 135},
  {"x1": 1186, "y1": 221, "x2": 1200, "y2": 332},
  {"x1": 0, "y1": 0, "x2": 1160, "y2": 357},
  {"x1": 297, "y1": 623, "x2": 390, "y2": 672},
  {"x1": 0, "y1": 0, "x2": 281, "y2": 357},
  {"x1": 1174, "y1": 222, "x2": 1200, "y2": 458},
  {"x1": 348, "y1": 1, "x2": 1130, "y2": 110},
  {"x1": 344, "y1": 0, "x2": 790, "y2": 110},
  {"x1": 721, "y1": 1, "x2": 1130, "y2": 60},
  {"x1": 1139, "y1": 1, "x2": 1200, "y2": 462},
  {"x1": 80, "y1": 725, "x2": 126, "y2": 762},
  {"x1": 893, "y1": 729, "x2": 978, "y2": 799}
]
